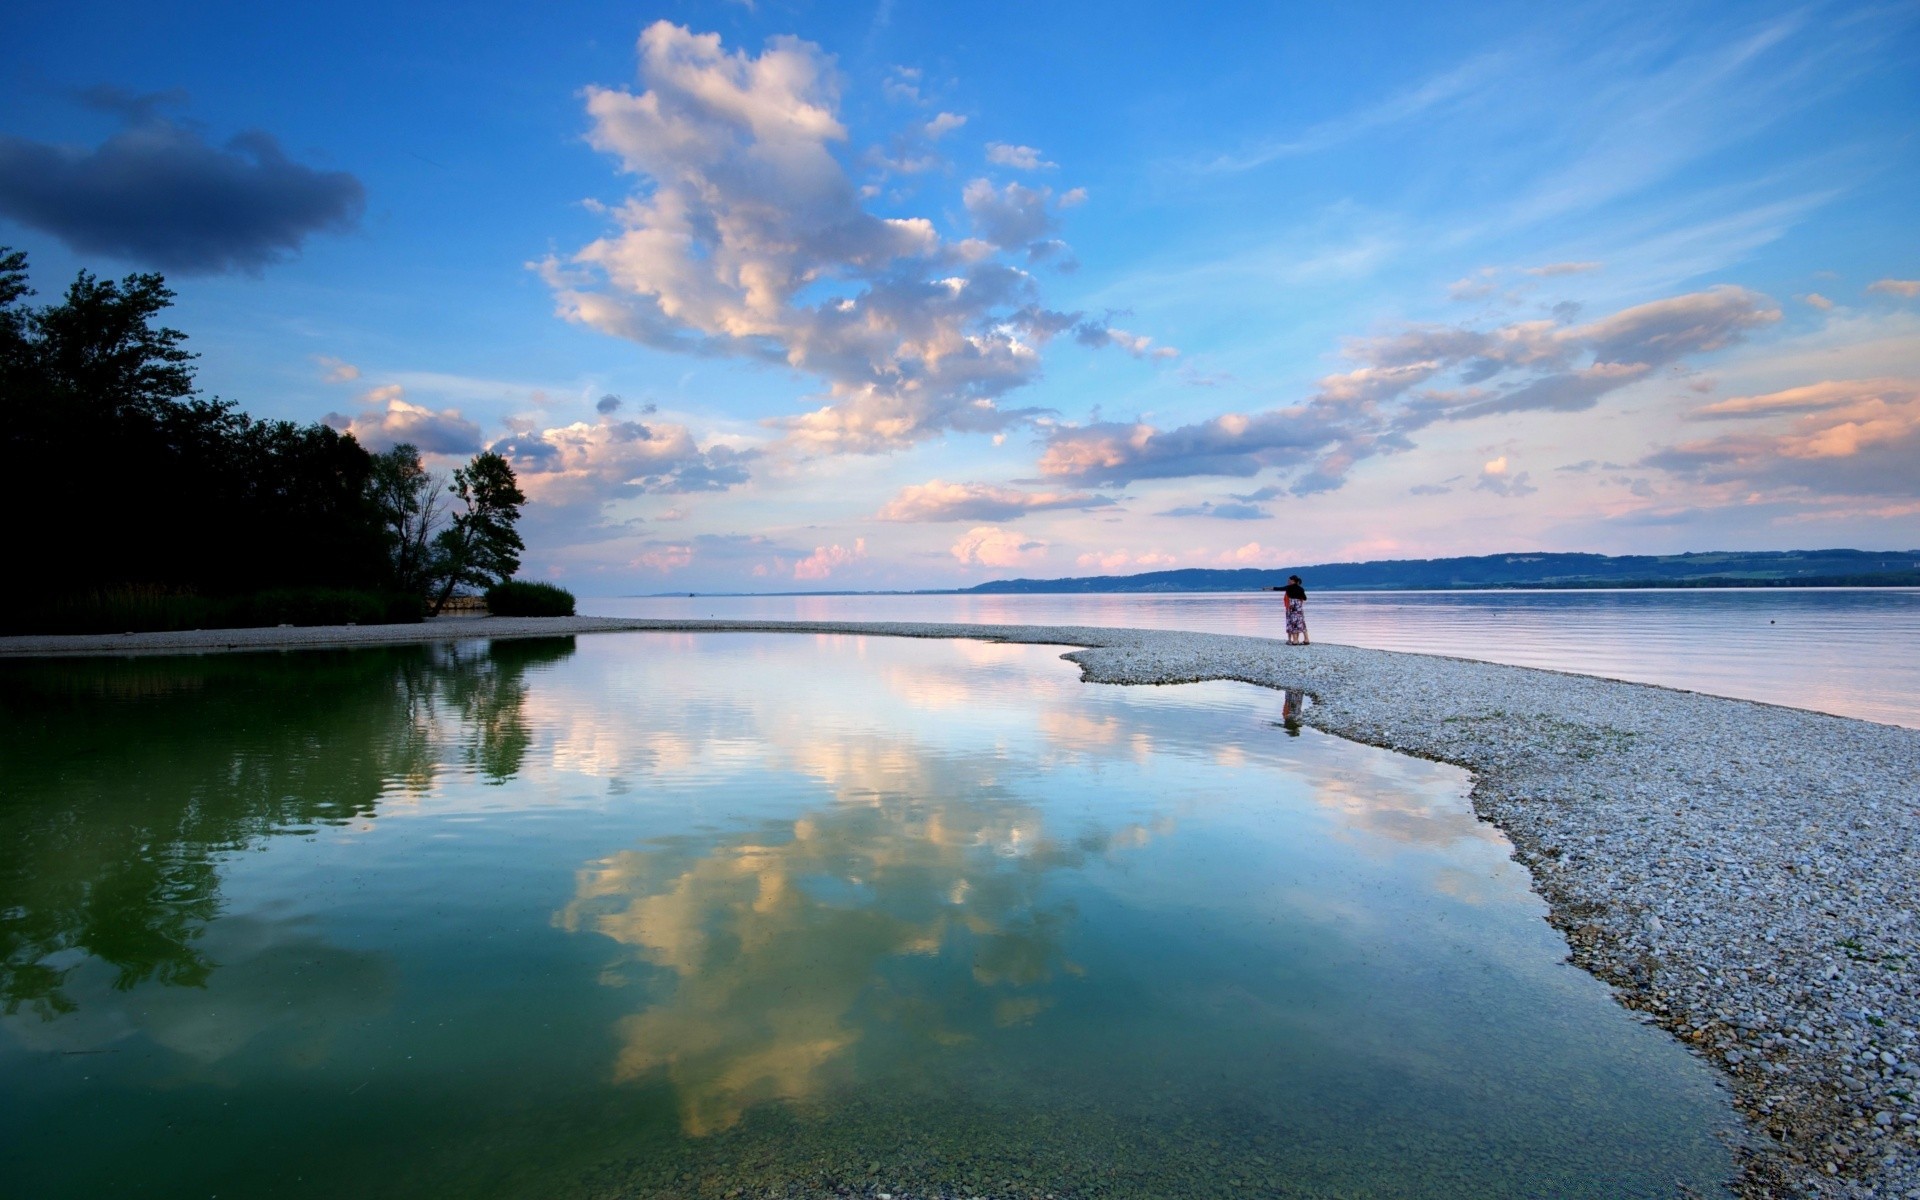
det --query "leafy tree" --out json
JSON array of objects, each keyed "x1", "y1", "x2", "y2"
[
  {"x1": 430, "y1": 451, "x2": 526, "y2": 613},
  {"x1": 367, "y1": 444, "x2": 445, "y2": 595}
]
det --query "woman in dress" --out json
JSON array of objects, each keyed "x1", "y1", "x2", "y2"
[{"x1": 1282, "y1": 574, "x2": 1309, "y2": 645}]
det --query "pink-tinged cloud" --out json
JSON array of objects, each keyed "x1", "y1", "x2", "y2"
[
  {"x1": 1646, "y1": 377, "x2": 1920, "y2": 497},
  {"x1": 314, "y1": 354, "x2": 360, "y2": 383},
  {"x1": 1800, "y1": 293, "x2": 1834, "y2": 310},
  {"x1": 1038, "y1": 286, "x2": 1780, "y2": 493},
  {"x1": 633, "y1": 544, "x2": 693, "y2": 573},
  {"x1": 325, "y1": 385, "x2": 482, "y2": 455},
  {"x1": 1866, "y1": 279, "x2": 1920, "y2": 298},
  {"x1": 1075, "y1": 550, "x2": 1176, "y2": 571},
  {"x1": 1216, "y1": 542, "x2": 1281, "y2": 565},
  {"x1": 489, "y1": 413, "x2": 753, "y2": 539},
  {"x1": 950, "y1": 526, "x2": 1048, "y2": 567},
  {"x1": 1690, "y1": 377, "x2": 1920, "y2": 420},
  {"x1": 793, "y1": 538, "x2": 865, "y2": 580},
  {"x1": 877, "y1": 479, "x2": 1116, "y2": 522}
]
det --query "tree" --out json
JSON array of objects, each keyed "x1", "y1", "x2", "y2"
[
  {"x1": 430, "y1": 451, "x2": 526, "y2": 614},
  {"x1": 367, "y1": 444, "x2": 445, "y2": 595}
]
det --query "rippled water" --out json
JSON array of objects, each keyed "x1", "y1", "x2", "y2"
[
  {"x1": 587, "y1": 589, "x2": 1920, "y2": 727},
  {"x1": 0, "y1": 634, "x2": 1733, "y2": 1198}
]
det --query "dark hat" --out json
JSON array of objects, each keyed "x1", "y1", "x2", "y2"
[{"x1": 1288, "y1": 574, "x2": 1301, "y2": 582}]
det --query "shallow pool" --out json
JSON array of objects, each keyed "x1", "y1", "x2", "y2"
[{"x1": 0, "y1": 633, "x2": 1733, "y2": 1197}]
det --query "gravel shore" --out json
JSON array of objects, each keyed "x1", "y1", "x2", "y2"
[{"x1": 7, "y1": 615, "x2": 1916, "y2": 1198}]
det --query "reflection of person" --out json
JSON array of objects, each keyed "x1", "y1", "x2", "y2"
[
  {"x1": 1282, "y1": 575, "x2": 1309, "y2": 645},
  {"x1": 1280, "y1": 688, "x2": 1306, "y2": 736}
]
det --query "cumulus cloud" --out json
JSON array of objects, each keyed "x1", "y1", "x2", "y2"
[
  {"x1": 985, "y1": 143, "x2": 1054, "y2": 170},
  {"x1": 1646, "y1": 377, "x2": 1920, "y2": 497},
  {"x1": 0, "y1": 95, "x2": 363, "y2": 274},
  {"x1": 877, "y1": 479, "x2": 1115, "y2": 521},
  {"x1": 325, "y1": 385, "x2": 483, "y2": 455},
  {"x1": 1038, "y1": 286, "x2": 1779, "y2": 492},
  {"x1": 1800, "y1": 293, "x2": 1834, "y2": 310},
  {"x1": 542, "y1": 24, "x2": 1122, "y2": 456},
  {"x1": 493, "y1": 416, "x2": 752, "y2": 505},
  {"x1": 950, "y1": 525, "x2": 1047, "y2": 568},
  {"x1": 793, "y1": 538, "x2": 865, "y2": 580},
  {"x1": 1866, "y1": 279, "x2": 1920, "y2": 299}
]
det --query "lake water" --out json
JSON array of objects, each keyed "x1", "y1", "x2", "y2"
[
  {"x1": 586, "y1": 589, "x2": 1920, "y2": 728},
  {"x1": 0, "y1": 634, "x2": 1733, "y2": 1198}
]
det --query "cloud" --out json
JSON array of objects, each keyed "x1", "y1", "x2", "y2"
[
  {"x1": 1645, "y1": 377, "x2": 1920, "y2": 497},
  {"x1": 542, "y1": 25, "x2": 1117, "y2": 456},
  {"x1": 1866, "y1": 279, "x2": 1920, "y2": 299},
  {"x1": 1408, "y1": 482, "x2": 1452, "y2": 495},
  {"x1": 489, "y1": 411, "x2": 755, "y2": 532},
  {"x1": 1037, "y1": 286, "x2": 1779, "y2": 491},
  {"x1": 1155, "y1": 501, "x2": 1271, "y2": 520},
  {"x1": 985, "y1": 143, "x2": 1054, "y2": 170},
  {"x1": 962, "y1": 178, "x2": 1056, "y2": 248},
  {"x1": 314, "y1": 355, "x2": 360, "y2": 383},
  {"x1": 325, "y1": 385, "x2": 483, "y2": 455},
  {"x1": 1076, "y1": 550, "x2": 1176, "y2": 571},
  {"x1": 1473, "y1": 456, "x2": 1537, "y2": 497},
  {"x1": 1216, "y1": 542, "x2": 1281, "y2": 565},
  {"x1": 950, "y1": 525, "x2": 1047, "y2": 568},
  {"x1": 877, "y1": 479, "x2": 1115, "y2": 522},
  {"x1": 794, "y1": 538, "x2": 865, "y2": 581},
  {"x1": 633, "y1": 544, "x2": 694, "y2": 573},
  {"x1": 0, "y1": 99, "x2": 363, "y2": 274},
  {"x1": 1524, "y1": 261, "x2": 1603, "y2": 277},
  {"x1": 924, "y1": 112, "x2": 966, "y2": 139},
  {"x1": 1800, "y1": 292, "x2": 1834, "y2": 310},
  {"x1": 1689, "y1": 377, "x2": 1919, "y2": 419},
  {"x1": 1072, "y1": 315, "x2": 1178, "y2": 359}
]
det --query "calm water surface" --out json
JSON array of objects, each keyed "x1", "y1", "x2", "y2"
[
  {"x1": 0, "y1": 634, "x2": 1733, "y2": 1197},
  {"x1": 587, "y1": 589, "x2": 1920, "y2": 728}
]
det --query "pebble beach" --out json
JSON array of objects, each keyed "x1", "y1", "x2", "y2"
[{"x1": 7, "y1": 615, "x2": 1916, "y2": 1199}]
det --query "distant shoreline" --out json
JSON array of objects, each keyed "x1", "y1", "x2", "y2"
[{"x1": 614, "y1": 582, "x2": 1920, "y2": 599}]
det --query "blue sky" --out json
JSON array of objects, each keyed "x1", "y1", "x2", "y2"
[{"x1": 4, "y1": 0, "x2": 1917, "y2": 592}]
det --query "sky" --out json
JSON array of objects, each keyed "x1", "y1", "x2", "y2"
[{"x1": 3, "y1": 0, "x2": 1917, "y2": 593}]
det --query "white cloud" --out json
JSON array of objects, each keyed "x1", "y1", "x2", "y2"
[
  {"x1": 985, "y1": 143, "x2": 1054, "y2": 170},
  {"x1": 1800, "y1": 292, "x2": 1834, "y2": 310},
  {"x1": 542, "y1": 24, "x2": 1112, "y2": 456},
  {"x1": 325, "y1": 384, "x2": 482, "y2": 455},
  {"x1": 1866, "y1": 279, "x2": 1920, "y2": 299},
  {"x1": 950, "y1": 525, "x2": 1048, "y2": 567}
]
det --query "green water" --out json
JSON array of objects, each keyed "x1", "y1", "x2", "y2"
[{"x1": 0, "y1": 633, "x2": 1732, "y2": 1198}]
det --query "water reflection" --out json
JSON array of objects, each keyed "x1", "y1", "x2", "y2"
[
  {"x1": 557, "y1": 749, "x2": 1135, "y2": 1136},
  {"x1": 0, "y1": 638, "x2": 573, "y2": 1019},
  {"x1": 0, "y1": 633, "x2": 1733, "y2": 1200}
]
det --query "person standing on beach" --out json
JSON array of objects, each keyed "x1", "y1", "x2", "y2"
[{"x1": 1282, "y1": 575, "x2": 1309, "y2": 645}]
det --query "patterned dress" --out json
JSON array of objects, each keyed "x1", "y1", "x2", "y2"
[{"x1": 1284, "y1": 597, "x2": 1306, "y2": 639}]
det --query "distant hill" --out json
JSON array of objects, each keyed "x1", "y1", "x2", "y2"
[{"x1": 959, "y1": 549, "x2": 1920, "y2": 594}]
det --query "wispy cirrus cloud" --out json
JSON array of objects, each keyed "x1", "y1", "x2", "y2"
[{"x1": 877, "y1": 479, "x2": 1115, "y2": 522}]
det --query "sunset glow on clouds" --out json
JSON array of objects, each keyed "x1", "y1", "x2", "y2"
[{"x1": 5, "y1": 2, "x2": 1915, "y2": 591}]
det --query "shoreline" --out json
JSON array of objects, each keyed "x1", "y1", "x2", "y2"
[{"x1": 6, "y1": 616, "x2": 1917, "y2": 1198}]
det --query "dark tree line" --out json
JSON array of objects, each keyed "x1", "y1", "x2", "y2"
[{"x1": 0, "y1": 248, "x2": 527, "y2": 631}]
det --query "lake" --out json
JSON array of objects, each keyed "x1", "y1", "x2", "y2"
[
  {"x1": 586, "y1": 589, "x2": 1920, "y2": 728},
  {"x1": 0, "y1": 633, "x2": 1733, "y2": 1198}
]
